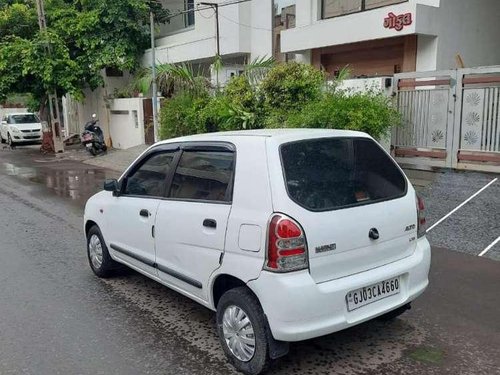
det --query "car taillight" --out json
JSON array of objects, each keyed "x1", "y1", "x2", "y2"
[
  {"x1": 416, "y1": 194, "x2": 426, "y2": 238},
  {"x1": 265, "y1": 214, "x2": 308, "y2": 272}
]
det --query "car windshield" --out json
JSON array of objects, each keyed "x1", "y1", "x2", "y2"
[
  {"x1": 280, "y1": 137, "x2": 407, "y2": 211},
  {"x1": 9, "y1": 114, "x2": 39, "y2": 124}
]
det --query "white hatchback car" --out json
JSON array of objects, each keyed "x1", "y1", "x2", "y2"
[
  {"x1": 84, "y1": 129, "x2": 431, "y2": 375},
  {"x1": 1, "y1": 113, "x2": 43, "y2": 146}
]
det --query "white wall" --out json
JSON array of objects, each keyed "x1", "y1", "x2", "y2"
[
  {"x1": 250, "y1": 0, "x2": 273, "y2": 60},
  {"x1": 282, "y1": 1, "x2": 420, "y2": 52},
  {"x1": 282, "y1": 0, "x2": 499, "y2": 70},
  {"x1": 109, "y1": 98, "x2": 145, "y2": 150},
  {"x1": 64, "y1": 71, "x2": 132, "y2": 144},
  {"x1": 416, "y1": 34, "x2": 438, "y2": 71},
  {"x1": 432, "y1": 0, "x2": 500, "y2": 69},
  {"x1": 142, "y1": 0, "x2": 272, "y2": 65},
  {"x1": 0, "y1": 107, "x2": 28, "y2": 119},
  {"x1": 144, "y1": 1, "x2": 248, "y2": 65}
]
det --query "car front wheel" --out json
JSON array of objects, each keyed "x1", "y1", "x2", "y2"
[
  {"x1": 7, "y1": 133, "x2": 15, "y2": 146},
  {"x1": 86, "y1": 225, "x2": 119, "y2": 278},
  {"x1": 216, "y1": 287, "x2": 271, "y2": 375}
]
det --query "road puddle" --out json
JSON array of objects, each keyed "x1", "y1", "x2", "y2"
[{"x1": 2, "y1": 161, "x2": 116, "y2": 205}]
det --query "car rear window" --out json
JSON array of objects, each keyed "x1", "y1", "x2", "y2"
[{"x1": 280, "y1": 137, "x2": 407, "y2": 211}]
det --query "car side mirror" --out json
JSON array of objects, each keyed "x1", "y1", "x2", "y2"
[{"x1": 104, "y1": 179, "x2": 120, "y2": 196}]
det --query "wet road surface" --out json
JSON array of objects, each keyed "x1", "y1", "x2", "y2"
[{"x1": 1, "y1": 147, "x2": 499, "y2": 375}]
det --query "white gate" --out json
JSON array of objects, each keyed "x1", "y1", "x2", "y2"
[{"x1": 393, "y1": 66, "x2": 500, "y2": 172}]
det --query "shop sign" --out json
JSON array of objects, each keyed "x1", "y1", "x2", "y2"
[{"x1": 383, "y1": 12, "x2": 412, "y2": 31}]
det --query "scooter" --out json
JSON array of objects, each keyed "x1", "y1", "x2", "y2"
[{"x1": 81, "y1": 114, "x2": 107, "y2": 156}]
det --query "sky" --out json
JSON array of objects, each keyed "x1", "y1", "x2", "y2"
[{"x1": 275, "y1": 0, "x2": 295, "y2": 13}]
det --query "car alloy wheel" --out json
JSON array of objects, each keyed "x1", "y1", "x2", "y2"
[
  {"x1": 222, "y1": 305, "x2": 256, "y2": 362},
  {"x1": 88, "y1": 234, "x2": 104, "y2": 269}
]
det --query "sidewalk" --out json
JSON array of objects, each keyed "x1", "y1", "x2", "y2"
[{"x1": 59, "y1": 144, "x2": 149, "y2": 174}]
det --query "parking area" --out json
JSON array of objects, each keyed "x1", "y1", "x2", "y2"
[
  {"x1": 1, "y1": 146, "x2": 500, "y2": 374},
  {"x1": 406, "y1": 168, "x2": 500, "y2": 261}
]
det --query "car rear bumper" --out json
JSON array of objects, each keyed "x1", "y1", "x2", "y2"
[{"x1": 248, "y1": 237, "x2": 431, "y2": 342}]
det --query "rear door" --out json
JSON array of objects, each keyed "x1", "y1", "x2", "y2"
[
  {"x1": 154, "y1": 143, "x2": 235, "y2": 301},
  {"x1": 275, "y1": 137, "x2": 417, "y2": 283}
]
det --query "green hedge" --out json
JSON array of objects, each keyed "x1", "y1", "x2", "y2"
[{"x1": 159, "y1": 62, "x2": 400, "y2": 140}]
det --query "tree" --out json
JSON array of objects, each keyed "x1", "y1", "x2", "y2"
[{"x1": 0, "y1": 0, "x2": 168, "y2": 111}]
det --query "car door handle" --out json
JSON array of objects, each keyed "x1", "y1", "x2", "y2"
[
  {"x1": 203, "y1": 219, "x2": 217, "y2": 229},
  {"x1": 139, "y1": 209, "x2": 150, "y2": 218}
]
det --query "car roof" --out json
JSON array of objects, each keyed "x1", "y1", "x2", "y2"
[{"x1": 157, "y1": 129, "x2": 371, "y2": 145}]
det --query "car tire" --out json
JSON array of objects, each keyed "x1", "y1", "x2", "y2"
[
  {"x1": 216, "y1": 287, "x2": 272, "y2": 375},
  {"x1": 7, "y1": 133, "x2": 15, "y2": 147},
  {"x1": 377, "y1": 303, "x2": 411, "y2": 322},
  {"x1": 0, "y1": 133, "x2": 5, "y2": 143},
  {"x1": 86, "y1": 225, "x2": 120, "y2": 278}
]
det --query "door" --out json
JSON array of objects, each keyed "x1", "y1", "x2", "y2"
[
  {"x1": 154, "y1": 145, "x2": 235, "y2": 301},
  {"x1": 105, "y1": 149, "x2": 178, "y2": 273}
]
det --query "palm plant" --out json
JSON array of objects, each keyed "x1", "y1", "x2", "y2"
[
  {"x1": 135, "y1": 62, "x2": 210, "y2": 97},
  {"x1": 242, "y1": 56, "x2": 276, "y2": 86}
]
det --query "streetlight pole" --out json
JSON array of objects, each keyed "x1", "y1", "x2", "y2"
[
  {"x1": 150, "y1": 11, "x2": 159, "y2": 143},
  {"x1": 35, "y1": 0, "x2": 64, "y2": 153},
  {"x1": 200, "y1": 2, "x2": 220, "y2": 86}
]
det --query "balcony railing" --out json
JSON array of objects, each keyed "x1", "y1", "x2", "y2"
[{"x1": 321, "y1": 0, "x2": 408, "y2": 20}]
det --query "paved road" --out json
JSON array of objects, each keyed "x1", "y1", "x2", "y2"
[
  {"x1": 0, "y1": 147, "x2": 499, "y2": 375},
  {"x1": 408, "y1": 169, "x2": 500, "y2": 261}
]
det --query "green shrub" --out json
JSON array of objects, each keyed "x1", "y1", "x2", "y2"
[
  {"x1": 159, "y1": 92, "x2": 208, "y2": 140},
  {"x1": 199, "y1": 93, "x2": 261, "y2": 132},
  {"x1": 260, "y1": 62, "x2": 325, "y2": 112},
  {"x1": 286, "y1": 91, "x2": 401, "y2": 139},
  {"x1": 158, "y1": 62, "x2": 401, "y2": 140},
  {"x1": 223, "y1": 75, "x2": 257, "y2": 110}
]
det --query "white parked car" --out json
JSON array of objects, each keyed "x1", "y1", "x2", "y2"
[
  {"x1": 84, "y1": 129, "x2": 431, "y2": 375},
  {"x1": 1, "y1": 113, "x2": 43, "y2": 146}
]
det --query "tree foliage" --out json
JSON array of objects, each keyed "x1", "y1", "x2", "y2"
[{"x1": 0, "y1": 0, "x2": 167, "y2": 106}]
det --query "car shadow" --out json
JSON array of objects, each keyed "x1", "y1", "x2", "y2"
[{"x1": 104, "y1": 268, "x2": 427, "y2": 375}]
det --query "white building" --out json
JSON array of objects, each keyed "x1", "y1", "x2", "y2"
[
  {"x1": 281, "y1": 0, "x2": 500, "y2": 77},
  {"x1": 142, "y1": 0, "x2": 274, "y2": 83}
]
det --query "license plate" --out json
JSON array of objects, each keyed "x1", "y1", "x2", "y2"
[{"x1": 346, "y1": 276, "x2": 401, "y2": 312}]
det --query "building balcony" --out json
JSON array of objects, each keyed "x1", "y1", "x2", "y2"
[
  {"x1": 142, "y1": 0, "x2": 272, "y2": 67},
  {"x1": 281, "y1": 0, "x2": 440, "y2": 53}
]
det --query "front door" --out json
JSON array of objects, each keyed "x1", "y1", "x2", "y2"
[
  {"x1": 105, "y1": 149, "x2": 178, "y2": 273},
  {"x1": 154, "y1": 145, "x2": 235, "y2": 301}
]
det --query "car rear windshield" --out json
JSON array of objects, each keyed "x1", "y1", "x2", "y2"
[
  {"x1": 280, "y1": 137, "x2": 407, "y2": 211},
  {"x1": 9, "y1": 114, "x2": 39, "y2": 124}
]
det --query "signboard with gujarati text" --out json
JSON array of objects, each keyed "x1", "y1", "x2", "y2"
[{"x1": 384, "y1": 12, "x2": 412, "y2": 31}]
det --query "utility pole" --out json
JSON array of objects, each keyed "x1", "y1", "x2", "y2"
[
  {"x1": 35, "y1": 0, "x2": 64, "y2": 153},
  {"x1": 200, "y1": 2, "x2": 220, "y2": 85},
  {"x1": 150, "y1": 11, "x2": 159, "y2": 143}
]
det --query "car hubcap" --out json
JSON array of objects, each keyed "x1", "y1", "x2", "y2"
[
  {"x1": 222, "y1": 305, "x2": 256, "y2": 362},
  {"x1": 88, "y1": 234, "x2": 103, "y2": 269}
]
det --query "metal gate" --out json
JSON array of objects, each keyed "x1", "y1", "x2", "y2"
[{"x1": 393, "y1": 66, "x2": 500, "y2": 172}]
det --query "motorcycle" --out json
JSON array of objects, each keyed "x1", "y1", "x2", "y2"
[{"x1": 81, "y1": 114, "x2": 107, "y2": 156}]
